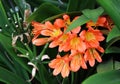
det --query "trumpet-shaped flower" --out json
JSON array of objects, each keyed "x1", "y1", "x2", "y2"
[
  {"x1": 70, "y1": 51, "x2": 87, "y2": 72},
  {"x1": 49, "y1": 54, "x2": 71, "y2": 78},
  {"x1": 80, "y1": 28, "x2": 104, "y2": 48},
  {"x1": 86, "y1": 16, "x2": 113, "y2": 30},
  {"x1": 86, "y1": 16, "x2": 107, "y2": 28},
  {"x1": 69, "y1": 34, "x2": 86, "y2": 53},
  {"x1": 84, "y1": 47, "x2": 104, "y2": 67},
  {"x1": 32, "y1": 21, "x2": 63, "y2": 46},
  {"x1": 49, "y1": 33, "x2": 71, "y2": 52},
  {"x1": 32, "y1": 21, "x2": 45, "y2": 37}
]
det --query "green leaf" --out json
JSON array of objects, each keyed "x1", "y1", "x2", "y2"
[
  {"x1": 106, "y1": 26, "x2": 120, "y2": 42},
  {"x1": 0, "y1": 0, "x2": 9, "y2": 28},
  {"x1": 0, "y1": 51, "x2": 15, "y2": 72},
  {"x1": 67, "y1": 0, "x2": 96, "y2": 12},
  {"x1": 37, "y1": 64, "x2": 57, "y2": 84},
  {"x1": 105, "y1": 46, "x2": 120, "y2": 54},
  {"x1": 0, "y1": 33, "x2": 31, "y2": 72},
  {"x1": 97, "y1": 58, "x2": 113, "y2": 73},
  {"x1": 26, "y1": 3, "x2": 63, "y2": 23},
  {"x1": 97, "y1": 0, "x2": 120, "y2": 30},
  {"x1": 62, "y1": 77, "x2": 69, "y2": 84},
  {"x1": 0, "y1": 66, "x2": 29, "y2": 84},
  {"x1": 67, "y1": 0, "x2": 80, "y2": 12},
  {"x1": 82, "y1": 70, "x2": 120, "y2": 84},
  {"x1": 14, "y1": 46, "x2": 28, "y2": 55},
  {"x1": 65, "y1": 15, "x2": 90, "y2": 33},
  {"x1": 82, "y1": 7, "x2": 104, "y2": 22},
  {"x1": 115, "y1": 61, "x2": 120, "y2": 70}
]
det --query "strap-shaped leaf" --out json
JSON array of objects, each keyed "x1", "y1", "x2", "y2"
[
  {"x1": 82, "y1": 7, "x2": 104, "y2": 22},
  {"x1": 0, "y1": 1, "x2": 9, "y2": 28},
  {"x1": 65, "y1": 15, "x2": 90, "y2": 33},
  {"x1": 105, "y1": 46, "x2": 120, "y2": 54},
  {"x1": 82, "y1": 70, "x2": 120, "y2": 84},
  {"x1": 0, "y1": 66, "x2": 29, "y2": 84},
  {"x1": 0, "y1": 33, "x2": 31, "y2": 72},
  {"x1": 26, "y1": 3, "x2": 63, "y2": 22},
  {"x1": 67, "y1": 0, "x2": 96, "y2": 12},
  {"x1": 106, "y1": 26, "x2": 120, "y2": 42},
  {"x1": 97, "y1": 58, "x2": 113, "y2": 73}
]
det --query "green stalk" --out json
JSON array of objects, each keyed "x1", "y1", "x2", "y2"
[
  {"x1": 36, "y1": 43, "x2": 49, "y2": 61},
  {"x1": 71, "y1": 72, "x2": 74, "y2": 84}
]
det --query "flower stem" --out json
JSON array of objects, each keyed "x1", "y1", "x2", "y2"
[{"x1": 36, "y1": 43, "x2": 49, "y2": 61}]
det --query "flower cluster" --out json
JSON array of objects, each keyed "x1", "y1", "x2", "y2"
[{"x1": 32, "y1": 14, "x2": 110, "y2": 78}]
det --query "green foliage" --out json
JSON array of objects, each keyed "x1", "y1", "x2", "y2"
[
  {"x1": 0, "y1": 0, "x2": 9, "y2": 28},
  {"x1": 65, "y1": 15, "x2": 90, "y2": 33},
  {"x1": 97, "y1": 0, "x2": 120, "y2": 30},
  {"x1": 82, "y1": 70, "x2": 120, "y2": 84},
  {"x1": 82, "y1": 7, "x2": 104, "y2": 22},
  {"x1": 66, "y1": 7, "x2": 104, "y2": 32},
  {"x1": 26, "y1": 2, "x2": 63, "y2": 23},
  {"x1": 0, "y1": 66, "x2": 30, "y2": 84}
]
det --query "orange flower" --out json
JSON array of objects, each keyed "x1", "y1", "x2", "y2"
[
  {"x1": 86, "y1": 16, "x2": 113, "y2": 30},
  {"x1": 63, "y1": 14, "x2": 81, "y2": 33},
  {"x1": 32, "y1": 21, "x2": 45, "y2": 38},
  {"x1": 86, "y1": 16, "x2": 107, "y2": 28},
  {"x1": 54, "y1": 18, "x2": 65, "y2": 28},
  {"x1": 49, "y1": 54, "x2": 71, "y2": 78},
  {"x1": 70, "y1": 50, "x2": 87, "y2": 72},
  {"x1": 49, "y1": 33, "x2": 71, "y2": 52},
  {"x1": 80, "y1": 28, "x2": 104, "y2": 48},
  {"x1": 32, "y1": 21, "x2": 63, "y2": 46},
  {"x1": 40, "y1": 21, "x2": 63, "y2": 38},
  {"x1": 32, "y1": 38, "x2": 49, "y2": 46},
  {"x1": 69, "y1": 34, "x2": 86, "y2": 53},
  {"x1": 84, "y1": 47, "x2": 104, "y2": 67}
]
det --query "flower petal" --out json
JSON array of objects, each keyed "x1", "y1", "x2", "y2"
[
  {"x1": 93, "y1": 49, "x2": 102, "y2": 62},
  {"x1": 61, "y1": 63, "x2": 70, "y2": 78},
  {"x1": 41, "y1": 30, "x2": 52, "y2": 36},
  {"x1": 32, "y1": 38, "x2": 48, "y2": 46},
  {"x1": 53, "y1": 61, "x2": 64, "y2": 76},
  {"x1": 71, "y1": 26, "x2": 81, "y2": 34},
  {"x1": 54, "y1": 19, "x2": 65, "y2": 28}
]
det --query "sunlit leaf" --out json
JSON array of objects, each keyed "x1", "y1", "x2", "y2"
[
  {"x1": 82, "y1": 7, "x2": 104, "y2": 22},
  {"x1": 65, "y1": 15, "x2": 90, "y2": 33}
]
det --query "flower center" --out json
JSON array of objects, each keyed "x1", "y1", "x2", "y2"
[
  {"x1": 70, "y1": 37, "x2": 80, "y2": 47},
  {"x1": 85, "y1": 32, "x2": 95, "y2": 41},
  {"x1": 52, "y1": 29, "x2": 62, "y2": 37}
]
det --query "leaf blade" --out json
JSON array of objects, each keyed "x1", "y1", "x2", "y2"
[
  {"x1": 82, "y1": 70, "x2": 120, "y2": 84},
  {"x1": 0, "y1": 66, "x2": 29, "y2": 84}
]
